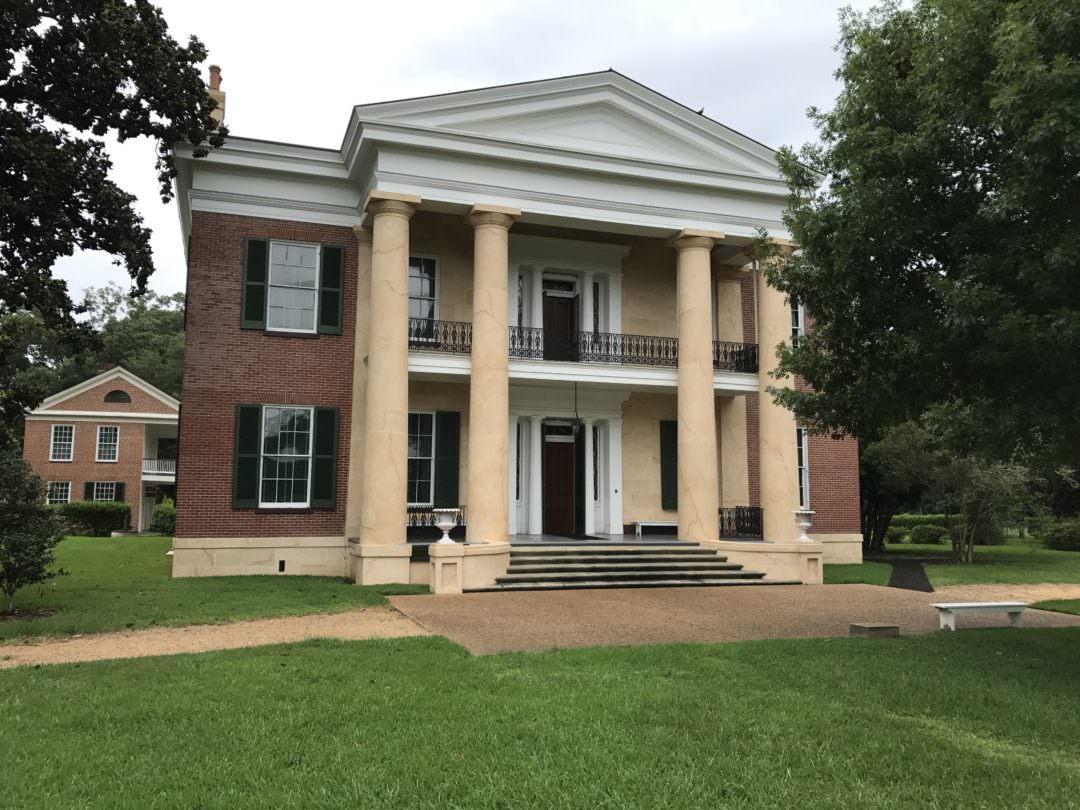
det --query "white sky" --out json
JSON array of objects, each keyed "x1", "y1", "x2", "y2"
[{"x1": 53, "y1": 0, "x2": 878, "y2": 300}]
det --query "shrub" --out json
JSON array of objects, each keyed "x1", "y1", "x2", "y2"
[
  {"x1": 0, "y1": 453, "x2": 66, "y2": 612},
  {"x1": 59, "y1": 501, "x2": 130, "y2": 537},
  {"x1": 947, "y1": 521, "x2": 1008, "y2": 546},
  {"x1": 910, "y1": 524, "x2": 948, "y2": 545},
  {"x1": 1042, "y1": 519, "x2": 1080, "y2": 552},
  {"x1": 152, "y1": 497, "x2": 176, "y2": 535},
  {"x1": 890, "y1": 514, "x2": 957, "y2": 530},
  {"x1": 885, "y1": 526, "x2": 908, "y2": 544}
]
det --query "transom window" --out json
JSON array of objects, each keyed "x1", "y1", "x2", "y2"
[
  {"x1": 50, "y1": 424, "x2": 74, "y2": 461},
  {"x1": 96, "y1": 426, "x2": 119, "y2": 462},
  {"x1": 104, "y1": 389, "x2": 131, "y2": 403},
  {"x1": 93, "y1": 481, "x2": 117, "y2": 502},
  {"x1": 267, "y1": 242, "x2": 320, "y2": 332},
  {"x1": 407, "y1": 412, "x2": 435, "y2": 506},
  {"x1": 260, "y1": 406, "x2": 313, "y2": 507},
  {"x1": 796, "y1": 427, "x2": 810, "y2": 510},
  {"x1": 409, "y1": 256, "x2": 438, "y2": 336},
  {"x1": 47, "y1": 481, "x2": 70, "y2": 505}
]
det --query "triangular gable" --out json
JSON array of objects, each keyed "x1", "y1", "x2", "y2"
[
  {"x1": 36, "y1": 367, "x2": 179, "y2": 413},
  {"x1": 352, "y1": 70, "x2": 782, "y2": 176}
]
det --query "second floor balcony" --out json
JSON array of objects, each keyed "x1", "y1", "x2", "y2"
[{"x1": 408, "y1": 318, "x2": 758, "y2": 373}]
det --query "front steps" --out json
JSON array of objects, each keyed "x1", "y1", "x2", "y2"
[{"x1": 467, "y1": 545, "x2": 796, "y2": 592}]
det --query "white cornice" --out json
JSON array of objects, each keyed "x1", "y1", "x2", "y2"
[
  {"x1": 35, "y1": 367, "x2": 180, "y2": 412},
  {"x1": 26, "y1": 411, "x2": 179, "y2": 425}
]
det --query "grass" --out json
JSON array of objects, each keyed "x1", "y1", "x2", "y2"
[
  {"x1": 823, "y1": 561, "x2": 892, "y2": 586},
  {"x1": 2, "y1": 630, "x2": 1080, "y2": 808},
  {"x1": 0, "y1": 536, "x2": 426, "y2": 642},
  {"x1": 1034, "y1": 599, "x2": 1080, "y2": 616},
  {"x1": 885, "y1": 539, "x2": 1080, "y2": 587}
]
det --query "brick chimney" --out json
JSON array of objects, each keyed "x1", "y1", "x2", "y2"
[{"x1": 208, "y1": 64, "x2": 225, "y2": 126}]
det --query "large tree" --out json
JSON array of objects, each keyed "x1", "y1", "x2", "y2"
[
  {"x1": 765, "y1": 0, "x2": 1080, "y2": 468},
  {"x1": 1, "y1": 1, "x2": 225, "y2": 334}
]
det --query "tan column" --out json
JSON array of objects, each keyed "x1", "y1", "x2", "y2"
[
  {"x1": 465, "y1": 204, "x2": 520, "y2": 543},
  {"x1": 359, "y1": 192, "x2": 420, "y2": 545},
  {"x1": 345, "y1": 225, "x2": 373, "y2": 539},
  {"x1": 671, "y1": 230, "x2": 723, "y2": 542},
  {"x1": 756, "y1": 258, "x2": 801, "y2": 542}
]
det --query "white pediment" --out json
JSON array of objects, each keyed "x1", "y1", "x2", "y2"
[{"x1": 352, "y1": 72, "x2": 782, "y2": 177}]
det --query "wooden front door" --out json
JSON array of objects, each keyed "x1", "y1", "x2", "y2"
[
  {"x1": 543, "y1": 441, "x2": 576, "y2": 534},
  {"x1": 543, "y1": 294, "x2": 578, "y2": 361}
]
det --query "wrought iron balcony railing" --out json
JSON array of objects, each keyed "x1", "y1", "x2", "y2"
[
  {"x1": 719, "y1": 506, "x2": 763, "y2": 540},
  {"x1": 410, "y1": 319, "x2": 758, "y2": 372},
  {"x1": 408, "y1": 318, "x2": 472, "y2": 353}
]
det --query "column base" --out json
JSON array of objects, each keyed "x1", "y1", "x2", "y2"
[{"x1": 348, "y1": 539, "x2": 415, "y2": 585}]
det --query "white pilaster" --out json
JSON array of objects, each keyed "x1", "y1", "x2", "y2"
[
  {"x1": 528, "y1": 415, "x2": 543, "y2": 535},
  {"x1": 606, "y1": 418, "x2": 623, "y2": 536},
  {"x1": 607, "y1": 274, "x2": 622, "y2": 334},
  {"x1": 508, "y1": 414, "x2": 519, "y2": 535},
  {"x1": 582, "y1": 271, "x2": 596, "y2": 334},
  {"x1": 583, "y1": 418, "x2": 596, "y2": 535},
  {"x1": 529, "y1": 267, "x2": 544, "y2": 328}
]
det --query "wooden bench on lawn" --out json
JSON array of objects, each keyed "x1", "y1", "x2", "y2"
[
  {"x1": 933, "y1": 601, "x2": 1028, "y2": 631},
  {"x1": 633, "y1": 520, "x2": 678, "y2": 538}
]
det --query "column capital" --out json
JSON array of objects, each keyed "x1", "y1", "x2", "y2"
[
  {"x1": 744, "y1": 237, "x2": 797, "y2": 261},
  {"x1": 667, "y1": 228, "x2": 725, "y2": 253},
  {"x1": 466, "y1": 204, "x2": 521, "y2": 231},
  {"x1": 351, "y1": 224, "x2": 373, "y2": 244},
  {"x1": 364, "y1": 191, "x2": 421, "y2": 219}
]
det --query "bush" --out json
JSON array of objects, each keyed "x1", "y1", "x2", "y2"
[
  {"x1": 910, "y1": 524, "x2": 948, "y2": 545},
  {"x1": 59, "y1": 501, "x2": 130, "y2": 537},
  {"x1": 885, "y1": 526, "x2": 909, "y2": 544},
  {"x1": 947, "y1": 521, "x2": 1008, "y2": 546},
  {"x1": 890, "y1": 513, "x2": 957, "y2": 530},
  {"x1": 1042, "y1": 519, "x2": 1080, "y2": 552},
  {"x1": 151, "y1": 497, "x2": 176, "y2": 535}
]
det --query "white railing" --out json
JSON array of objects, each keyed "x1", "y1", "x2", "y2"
[{"x1": 142, "y1": 458, "x2": 176, "y2": 475}]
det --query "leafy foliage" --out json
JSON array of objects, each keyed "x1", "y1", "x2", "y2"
[
  {"x1": 0, "y1": 452, "x2": 64, "y2": 611},
  {"x1": 910, "y1": 525, "x2": 948, "y2": 545},
  {"x1": 151, "y1": 497, "x2": 176, "y2": 535},
  {"x1": 1, "y1": 1, "x2": 224, "y2": 335},
  {"x1": 59, "y1": 501, "x2": 131, "y2": 538},
  {"x1": 1042, "y1": 519, "x2": 1080, "y2": 552},
  {"x1": 763, "y1": 0, "x2": 1080, "y2": 470}
]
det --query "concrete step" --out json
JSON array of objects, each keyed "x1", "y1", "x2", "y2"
[
  {"x1": 496, "y1": 569, "x2": 766, "y2": 584},
  {"x1": 508, "y1": 554, "x2": 730, "y2": 567},
  {"x1": 510, "y1": 548, "x2": 721, "y2": 559},
  {"x1": 469, "y1": 578, "x2": 798, "y2": 592},
  {"x1": 507, "y1": 561, "x2": 746, "y2": 574}
]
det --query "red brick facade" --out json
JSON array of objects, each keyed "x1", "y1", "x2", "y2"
[
  {"x1": 176, "y1": 212, "x2": 358, "y2": 538},
  {"x1": 24, "y1": 376, "x2": 176, "y2": 530},
  {"x1": 738, "y1": 272, "x2": 861, "y2": 534}
]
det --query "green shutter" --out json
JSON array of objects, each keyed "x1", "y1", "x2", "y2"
[
  {"x1": 84, "y1": 481, "x2": 94, "y2": 501},
  {"x1": 318, "y1": 245, "x2": 344, "y2": 335},
  {"x1": 114, "y1": 482, "x2": 125, "y2": 502},
  {"x1": 241, "y1": 239, "x2": 268, "y2": 330},
  {"x1": 660, "y1": 420, "x2": 678, "y2": 511},
  {"x1": 310, "y1": 407, "x2": 339, "y2": 508},
  {"x1": 433, "y1": 411, "x2": 461, "y2": 508},
  {"x1": 233, "y1": 405, "x2": 262, "y2": 508}
]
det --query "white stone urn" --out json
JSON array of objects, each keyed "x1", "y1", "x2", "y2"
[
  {"x1": 432, "y1": 508, "x2": 460, "y2": 544},
  {"x1": 793, "y1": 509, "x2": 816, "y2": 543}
]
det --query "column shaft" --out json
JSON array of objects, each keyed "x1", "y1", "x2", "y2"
[
  {"x1": 465, "y1": 205, "x2": 520, "y2": 543},
  {"x1": 345, "y1": 226, "x2": 373, "y2": 539},
  {"x1": 360, "y1": 193, "x2": 419, "y2": 546},
  {"x1": 756, "y1": 266, "x2": 801, "y2": 542},
  {"x1": 583, "y1": 418, "x2": 596, "y2": 535},
  {"x1": 528, "y1": 416, "x2": 543, "y2": 534},
  {"x1": 606, "y1": 418, "x2": 623, "y2": 535},
  {"x1": 508, "y1": 415, "x2": 519, "y2": 535},
  {"x1": 672, "y1": 232, "x2": 722, "y2": 542}
]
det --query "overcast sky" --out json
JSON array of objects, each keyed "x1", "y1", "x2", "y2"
[{"x1": 53, "y1": 0, "x2": 878, "y2": 301}]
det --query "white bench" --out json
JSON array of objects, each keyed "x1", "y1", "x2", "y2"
[
  {"x1": 633, "y1": 520, "x2": 678, "y2": 537},
  {"x1": 933, "y1": 602, "x2": 1028, "y2": 631}
]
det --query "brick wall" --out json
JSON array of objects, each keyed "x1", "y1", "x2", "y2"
[
  {"x1": 739, "y1": 272, "x2": 861, "y2": 534},
  {"x1": 177, "y1": 212, "x2": 358, "y2": 538},
  {"x1": 23, "y1": 417, "x2": 146, "y2": 528}
]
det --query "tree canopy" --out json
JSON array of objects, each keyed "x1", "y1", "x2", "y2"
[
  {"x1": 1, "y1": 0, "x2": 225, "y2": 334},
  {"x1": 765, "y1": 0, "x2": 1080, "y2": 467}
]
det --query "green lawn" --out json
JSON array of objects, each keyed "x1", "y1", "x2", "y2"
[
  {"x1": 823, "y1": 561, "x2": 892, "y2": 586},
  {"x1": 0, "y1": 536, "x2": 426, "y2": 641},
  {"x1": 885, "y1": 540, "x2": 1080, "y2": 587},
  {"x1": 1034, "y1": 599, "x2": 1080, "y2": 616},
  {"x1": 2, "y1": 630, "x2": 1079, "y2": 808}
]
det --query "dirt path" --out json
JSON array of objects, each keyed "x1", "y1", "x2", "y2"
[
  {"x1": 0, "y1": 606, "x2": 430, "y2": 669},
  {"x1": 932, "y1": 583, "x2": 1080, "y2": 603}
]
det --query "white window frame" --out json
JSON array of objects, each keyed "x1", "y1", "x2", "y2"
[
  {"x1": 96, "y1": 425, "x2": 120, "y2": 463},
  {"x1": 258, "y1": 405, "x2": 315, "y2": 509},
  {"x1": 791, "y1": 297, "x2": 806, "y2": 342},
  {"x1": 93, "y1": 481, "x2": 117, "y2": 502},
  {"x1": 50, "y1": 424, "x2": 74, "y2": 462},
  {"x1": 47, "y1": 481, "x2": 71, "y2": 505},
  {"x1": 407, "y1": 410, "x2": 436, "y2": 507},
  {"x1": 796, "y1": 427, "x2": 810, "y2": 510},
  {"x1": 266, "y1": 240, "x2": 321, "y2": 335}
]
